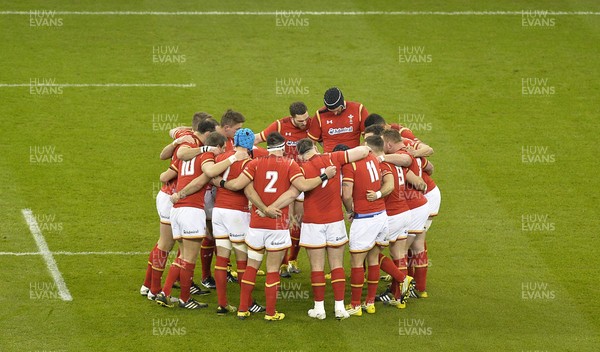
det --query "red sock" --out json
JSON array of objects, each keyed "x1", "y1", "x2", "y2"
[
  {"x1": 265, "y1": 272, "x2": 280, "y2": 316},
  {"x1": 350, "y1": 267, "x2": 364, "y2": 307},
  {"x1": 379, "y1": 254, "x2": 406, "y2": 283},
  {"x1": 179, "y1": 260, "x2": 196, "y2": 302},
  {"x1": 389, "y1": 258, "x2": 401, "y2": 298},
  {"x1": 162, "y1": 258, "x2": 183, "y2": 297},
  {"x1": 143, "y1": 244, "x2": 157, "y2": 287},
  {"x1": 236, "y1": 260, "x2": 246, "y2": 289},
  {"x1": 366, "y1": 265, "x2": 379, "y2": 304},
  {"x1": 407, "y1": 249, "x2": 415, "y2": 277},
  {"x1": 201, "y1": 238, "x2": 215, "y2": 280},
  {"x1": 400, "y1": 254, "x2": 408, "y2": 276},
  {"x1": 281, "y1": 249, "x2": 289, "y2": 265},
  {"x1": 150, "y1": 247, "x2": 169, "y2": 294},
  {"x1": 311, "y1": 271, "x2": 326, "y2": 302},
  {"x1": 413, "y1": 251, "x2": 428, "y2": 291},
  {"x1": 214, "y1": 255, "x2": 229, "y2": 307},
  {"x1": 330, "y1": 267, "x2": 346, "y2": 301},
  {"x1": 239, "y1": 266, "x2": 257, "y2": 312},
  {"x1": 289, "y1": 228, "x2": 301, "y2": 261}
]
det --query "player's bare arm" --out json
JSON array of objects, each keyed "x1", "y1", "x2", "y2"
[
  {"x1": 379, "y1": 153, "x2": 412, "y2": 167},
  {"x1": 366, "y1": 173, "x2": 394, "y2": 201},
  {"x1": 409, "y1": 142, "x2": 434, "y2": 158},
  {"x1": 170, "y1": 173, "x2": 211, "y2": 204},
  {"x1": 168, "y1": 126, "x2": 192, "y2": 139},
  {"x1": 342, "y1": 181, "x2": 354, "y2": 220},
  {"x1": 291, "y1": 165, "x2": 336, "y2": 192},
  {"x1": 423, "y1": 159, "x2": 434, "y2": 175},
  {"x1": 159, "y1": 168, "x2": 177, "y2": 183},
  {"x1": 346, "y1": 145, "x2": 371, "y2": 162},
  {"x1": 201, "y1": 149, "x2": 249, "y2": 178},
  {"x1": 223, "y1": 173, "x2": 252, "y2": 192},
  {"x1": 267, "y1": 186, "x2": 301, "y2": 211},
  {"x1": 160, "y1": 135, "x2": 195, "y2": 160},
  {"x1": 405, "y1": 170, "x2": 427, "y2": 192}
]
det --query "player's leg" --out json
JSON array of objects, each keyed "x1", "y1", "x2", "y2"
[
  {"x1": 143, "y1": 191, "x2": 172, "y2": 296},
  {"x1": 325, "y1": 219, "x2": 349, "y2": 319},
  {"x1": 364, "y1": 246, "x2": 382, "y2": 313},
  {"x1": 148, "y1": 223, "x2": 175, "y2": 299},
  {"x1": 178, "y1": 237, "x2": 207, "y2": 309},
  {"x1": 287, "y1": 199, "x2": 304, "y2": 274},
  {"x1": 306, "y1": 247, "x2": 326, "y2": 319},
  {"x1": 348, "y1": 251, "x2": 368, "y2": 315},
  {"x1": 201, "y1": 188, "x2": 216, "y2": 288},
  {"x1": 237, "y1": 227, "x2": 266, "y2": 319},
  {"x1": 264, "y1": 248, "x2": 287, "y2": 320}
]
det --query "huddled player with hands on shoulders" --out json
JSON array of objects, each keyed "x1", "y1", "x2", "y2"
[
  {"x1": 294, "y1": 138, "x2": 371, "y2": 320},
  {"x1": 255, "y1": 102, "x2": 312, "y2": 276},
  {"x1": 141, "y1": 114, "x2": 217, "y2": 300},
  {"x1": 221, "y1": 132, "x2": 337, "y2": 321},
  {"x1": 155, "y1": 132, "x2": 249, "y2": 309}
]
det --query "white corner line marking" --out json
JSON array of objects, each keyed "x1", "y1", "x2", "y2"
[{"x1": 21, "y1": 208, "x2": 73, "y2": 301}]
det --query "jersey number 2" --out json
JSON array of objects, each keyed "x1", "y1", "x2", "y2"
[{"x1": 264, "y1": 171, "x2": 278, "y2": 193}]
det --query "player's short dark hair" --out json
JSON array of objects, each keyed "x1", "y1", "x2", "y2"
[
  {"x1": 205, "y1": 131, "x2": 226, "y2": 147},
  {"x1": 364, "y1": 113, "x2": 386, "y2": 128},
  {"x1": 296, "y1": 138, "x2": 314, "y2": 155},
  {"x1": 332, "y1": 144, "x2": 350, "y2": 152},
  {"x1": 364, "y1": 124, "x2": 385, "y2": 137},
  {"x1": 381, "y1": 129, "x2": 402, "y2": 143},
  {"x1": 289, "y1": 102, "x2": 308, "y2": 117},
  {"x1": 324, "y1": 87, "x2": 345, "y2": 110},
  {"x1": 221, "y1": 109, "x2": 245, "y2": 127},
  {"x1": 266, "y1": 132, "x2": 285, "y2": 148},
  {"x1": 365, "y1": 135, "x2": 384, "y2": 152},
  {"x1": 192, "y1": 112, "x2": 213, "y2": 131},
  {"x1": 197, "y1": 118, "x2": 218, "y2": 134}
]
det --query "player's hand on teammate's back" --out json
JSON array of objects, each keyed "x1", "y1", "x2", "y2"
[
  {"x1": 175, "y1": 135, "x2": 194, "y2": 145},
  {"x1": 366, "y1": 190, "x2": 378, "y2": 202},
  {"x1": 233, "y1": 149, "x2": 249, "y2": 161},
  {"x1": 324, "y1": 165, "x2": 336, "y2": 179},
  {"x1": 170, "y1": 193, "x2": 181, "y2": 204}
]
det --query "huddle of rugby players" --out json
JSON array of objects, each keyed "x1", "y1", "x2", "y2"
[{"x1": 139, "y1": 87, "x2": 441, "y2": 321}]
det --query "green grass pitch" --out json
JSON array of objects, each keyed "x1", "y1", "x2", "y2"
[{"x1": 0, "y1": 0, "x2": 599, "y2": 351}]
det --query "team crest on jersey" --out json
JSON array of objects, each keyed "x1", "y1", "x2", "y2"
[
  {"x1": 328, "y1": 126, "x2": 353, "y2": 135},
  {"x1": 348, "y1": 114, "x2": 354, "y2": 124},
  {"x1": 326, "y1": 120, "x2": 333, "y2": 124}
]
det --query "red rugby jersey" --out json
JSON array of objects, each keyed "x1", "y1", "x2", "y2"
[
  {"x1": 307, "y1": 101, "x2": 368, "y2": 152},
  {"x1": 300, "y1": 151, "x2": 348, "y2": 224},
  {"x1": 341, "y1": 153, "x2": 385, "y2": 214},
  {"x1": 160, "y1": 132, "x2": 203, "y2": 195},
  {"x1": 380, "y1": 162, "x2": 410, "y2": 216},
  {"x1": 242, "y1": 155, "x2": 303, "y2": 230},
  {"x1": 173, "y1": 152, "x2": 214, "y2": 209},
  {"x1": 214, "y1": 151, "x2": 251, "y2": 212}
]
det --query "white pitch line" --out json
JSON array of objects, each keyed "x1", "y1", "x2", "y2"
[
  {"x1": 0, "y1": 10, "x2": 598, "y2": 16},
  {"x1": 21, "y1": 208, "x2": 72, "y2": 301},
  {"x1": 0, "y1": 83, "x2": 195, "y2": 88},
  {"x1": 0, "y1": 251, "x2": 148, "y2": 256}
]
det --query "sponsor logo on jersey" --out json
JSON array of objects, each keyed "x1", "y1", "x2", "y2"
[
  {"x1": 183, "y1": 229, "x2": 200, "y2": 234},
  {"x1": 286, "y1": 140, "x2": 298, "y2": 147},
  {"x1": 328, "y1": 126, "x2": 354, "y2": 135},
  {"x1": 270, "y1": 240, "x2": 286, "y2": 246},
  {"x1": 335, "y1": 236, "x2": 346, "y2": 242}
]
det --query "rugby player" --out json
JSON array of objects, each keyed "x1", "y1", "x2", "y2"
[
  {"x1": 221, "y1": 132, "x2": 336, "y2": 321},
  {"x1": 307, "y1": 87, "x2": 369, "y2": 152}
]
